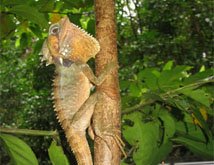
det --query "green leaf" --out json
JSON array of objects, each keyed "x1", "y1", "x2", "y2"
[
  {"x1": 138, "y1": 68, "x2": 159, "y2": 91},
  {"x1": 123, "y1": 113, "x2": 160, "y2": 165},
  {"x1": 120, "y1": 80, "x2": 130, "y2": 90},
  {"x1": 191, "y1": 107, "x2": 211, "y2": 139},
  {"x1": 199, "y1": 65, "x2": 205, "y2": 72},
  {"x1": 120, "y1": 161, "x2": 129, "y2": 165},
  {"x1": 168, "y1": 97, "x2": 191, "y2": 111},
  {"x1": 180, "y1": 89, "x2": 211, "y2": 107},
  {"x1": 162, "y1": 60, "x2": 173, "y2": 71},
  {"x1": 68, "y1": 14, "x2": 81, "y2": 27},
  {"x1": 0, "y1": 14, "x2": 16, "y2": 39},
  {"x1": 174, "y1": 122, "x2": 213, "y2": 158},
  {"x1": 33, "y1": 39, "x2": 44, "y2": 55},
  {"x1": 29, "y1": 24, "x2": 43, "y2": 38},
  {"x1": 150, "y1": 142, "x2": 172, "y2": 165},
  {"x1": 158, "y1": 65, "x2": 192, "y2": 90},
  {"x1": 38, "y1": 0, "x2": 55, "y2": 12},
  {"x1": 129, "y1": 82, "x2": 141, "y2": 97},
  {"x1": 48, "y1": 140, "x2": 69, "y2": 165},
  {"x1": 20, "y1": 33, "x2": 29, "y2": 48},
  {"x1": 87, "y1": 19, "x2": 95, "y2": 36},
  {"x1": 158, "y1": 110, "x2": 175, "y2": 144},
  {"x1": 172, "y1": 137, "x2": 214, "y2": 159},
  {"x1": 9, "y1": 5, "x2": 48, "y2": 28},
  {"x1": 183, "y1": 69, "x2": 213, "y2": 85},
  {"x1": 2, "y1": 0, "x2": 25, "y2": 6},
  {"x1": 62, "y1": 0, "x2": 84, "y2": 8},
  {"x1": 0, "y1": 133, "x2": 38, "y2": 165},
  {"x1": 175, "y1": 122, "x2": 207, "y2": 142}
]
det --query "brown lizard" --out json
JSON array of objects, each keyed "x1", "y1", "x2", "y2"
[{"x1": 41, "y1": 16, "x2": 117, "y2": 165}]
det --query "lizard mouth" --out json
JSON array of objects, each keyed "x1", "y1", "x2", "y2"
[{"x1": 54, "y1": 57, "x2": 73, "y2": 67}]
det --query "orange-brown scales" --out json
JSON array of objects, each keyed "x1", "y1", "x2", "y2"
[
  {"x1": 41, "y1": 16, "x2": 100, "y2": 165},
  {"x1": 42, "y1": 16, "x2": 100, "y2": 65}
]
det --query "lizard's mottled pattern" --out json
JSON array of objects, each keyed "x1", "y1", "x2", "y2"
[
  {"x1": 41, "y1": 16, "x2": 120, "y2": 165},
  {"x1": 54, "y1": 65, "x2": 92, "y2": 165},
  {"x1": 41, "y1": 16, "x2": 99, "y2": 165}
]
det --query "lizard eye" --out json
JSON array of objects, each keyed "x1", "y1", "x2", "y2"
[{"x1": 49, "y1": 24, "x2": 60, "y2": 35}]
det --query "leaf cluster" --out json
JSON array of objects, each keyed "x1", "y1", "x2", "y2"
[
  {"x1": 0, "y1": 0, "x2": 213, "y2": 164},
  {"x1": 121, "y1": 61, "x2": 213, "y2": 164}
]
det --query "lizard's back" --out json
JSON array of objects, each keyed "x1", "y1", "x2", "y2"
[{"x1": 41, "y1": 16, "x2": 100, "y2": 165}]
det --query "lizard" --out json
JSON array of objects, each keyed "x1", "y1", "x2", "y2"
[{"x1": 41, "y1": 16, "x2": 118, "y2": 165}]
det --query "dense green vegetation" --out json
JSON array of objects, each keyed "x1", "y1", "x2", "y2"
[{"x1": 0, "y1": 0, "x2": 213, "y2": 164}]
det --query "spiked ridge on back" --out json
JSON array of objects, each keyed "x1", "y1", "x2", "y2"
[
  {"x1": 41, "y1": 17, "x2": 98, "y2": 165},
  {"x1": 41, "y1": 16, "x2": 121, "y2": 165}
]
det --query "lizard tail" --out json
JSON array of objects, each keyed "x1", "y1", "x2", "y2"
[{"x1": 66, "y1": 126, "x2": 93, "y2": 165}]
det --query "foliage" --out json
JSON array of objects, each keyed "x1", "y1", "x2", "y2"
[
  {"x1": 0, "y1": 133, "x2": 69, "y2": 165},
  {"x1": 0, "y1": 0, "x2": 213, "y2": 164},
  {"x1": 48, "y1": 140, "x2": 70, "y2": 165},
  {"x1": 121, "y1": 61, "x2": 213, "y2": 164},
  {"x1": 0, "y1": 0, "x2": 95, "y2": 164},
  {"x1": 116, "y1": 0, "x2": 213, "y2": 69},
  {"x1": 0, "y1": 133, "x2": 38, "y2": 165}
]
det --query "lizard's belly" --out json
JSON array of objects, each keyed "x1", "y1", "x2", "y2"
[{"x1": 53, "y1": 66, "x2": 91, "y2": 120}]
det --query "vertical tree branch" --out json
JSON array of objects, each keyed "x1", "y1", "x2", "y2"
[{"x1": 94, "y1": 0, "x2": 121, "y2": 164}]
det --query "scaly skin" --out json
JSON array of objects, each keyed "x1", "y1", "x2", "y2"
[
  {"x1": 41, "y1": 16, "x2": 107, "y2": 165},
  {"x1": 41, "y1": 16, "x2": 122, "y2": 165},
  {"x1": 53, "y1": 65, "x2": 92, "y2": 165}
]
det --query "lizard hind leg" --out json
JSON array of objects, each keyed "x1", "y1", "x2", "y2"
[{"x1": 66, "y1": 93, "x2": 98, "y2": 165}]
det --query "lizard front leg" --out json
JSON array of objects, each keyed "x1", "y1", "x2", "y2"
[{"x1": 79, "y1": 61, "x2": 117, "y2": 86}]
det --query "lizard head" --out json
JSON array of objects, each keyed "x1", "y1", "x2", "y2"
[{"x1": 41, "y1": 16, "x2": 100, "y2": 67}]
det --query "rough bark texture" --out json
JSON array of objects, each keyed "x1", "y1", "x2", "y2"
[{"x1": 94, "y1": 0, "x2": 121, "y2": 165}]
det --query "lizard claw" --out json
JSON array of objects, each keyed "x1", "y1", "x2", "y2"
[{"x1": 94, "y1": 126, "x2": 127, "y2": 158}]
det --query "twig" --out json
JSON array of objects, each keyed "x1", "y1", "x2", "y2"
[
  {"x1": 0, "y1": 127, "x2": 58, "y2": 137},
  {"x1": 122, "y1": 76, "x2": 214, "y2": 114}
]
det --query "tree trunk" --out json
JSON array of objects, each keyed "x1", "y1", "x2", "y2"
[{"x1": 94, "y1": 0, "x2": 121, "y2": 165}]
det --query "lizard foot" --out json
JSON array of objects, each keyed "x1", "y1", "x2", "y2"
[{"x1": 94, "y1": 127, "x2": 127, "y2": 158}]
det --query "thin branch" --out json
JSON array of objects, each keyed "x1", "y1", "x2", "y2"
[
  {"x1": 122, "y1": 76, "x2": 214, "y2": 114},
  {"x1": 164, "y1": 76, "x2": 214, "y2": 95},
  {"x1": 0, "y1": 127, "x2": 58, "y2": 137},
  {"x1": 1, "y1": 11, "x2": 94, "y2": 16},
  {"x1": 122, "y1": 99, "x2": 154, "y2": 115}
]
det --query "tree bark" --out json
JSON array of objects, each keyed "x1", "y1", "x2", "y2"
[{"x1": 94, "y1": 0, "x2": 121, "y2": 165}]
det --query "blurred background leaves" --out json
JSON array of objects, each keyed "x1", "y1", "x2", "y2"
[{"x1": 0, "y1": 0, "x2": 213, "y2": 164}]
